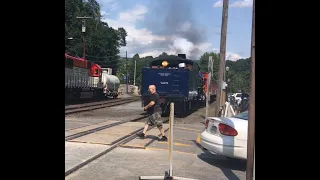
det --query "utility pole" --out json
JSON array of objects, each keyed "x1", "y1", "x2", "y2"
[
  {"x1": 208, "y1": 56, "x2": 213, "y2": 101},
  {"x1": 208, "y1": 56, "x2": 213, "y2": 73},
  {"x1": 205, "y1": 72, "x2": 211, "y2": 121},
  {"x1": 205, "y1": 56, "x2": 213, "y2": 121},
  {"x1": 76, "y1": 17, "x2": 92, "y2": 60},
  {"x1": 215, "y1": 0, "x2": 229, "y2": 116},
  {"x1": 126, "y1": 51, "x2": 128, "y2": 94},
  {"x1": 134, "y1": 59, "x2": 136, "y2": 86},
  {"x1": 246, "y1": 0, "x2": 255, "y2": 179}
]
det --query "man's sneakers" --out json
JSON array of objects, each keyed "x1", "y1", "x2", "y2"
[
  {"x1": 136, "y1": 132, "x2": 145, "y2": 139},
  {"x1": 136, "y1": 132, "x2": 167, "y2": 142},
  {"x1": 159, "y1": 136, "x2": 168, "y2": 141}
]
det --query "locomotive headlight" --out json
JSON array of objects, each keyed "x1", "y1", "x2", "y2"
[
  {"x1": 178, "y1": 63, "x2": 185, "y2": 68},
  {"x1": 162, "y1": 61, "x2": 168, "y2": 67}
]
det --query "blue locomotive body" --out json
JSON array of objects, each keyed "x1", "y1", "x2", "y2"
[{"x1": 141, "y1": 54, "x2": 203, "y2": 116}]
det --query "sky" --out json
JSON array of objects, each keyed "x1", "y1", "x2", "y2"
[{"x1": 97, "y1": 0, "x2": 253, "y2": 61}]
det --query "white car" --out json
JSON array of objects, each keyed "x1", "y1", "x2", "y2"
[{"x1": 200, "y1": 111, "x2": 248, "y2": 160}]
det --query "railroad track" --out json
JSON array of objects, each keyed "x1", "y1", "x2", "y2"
[
  {"x1": 65, "y1": 97, "x2": 140, "y2": 115},
  {"x1": 65, "y1": 115, "x2": 148, "y2": 141},
  {"x1": 65, "y1": 116, "x2": 169, "y2": 177}
]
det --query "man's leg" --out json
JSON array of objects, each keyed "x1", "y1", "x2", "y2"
[
  {"x1": 158, "y1": 125, "x2": 167, "y2": 141},
  {"x1": 155, "y1": 112, "x2": 167, "y2": 141},
  {"x1": 158, "y1": 126, "x2": 165, "y2": 137},
  {"x1": 137, "y1": 117, "x2": 152, "y2": 139},
  {"x1": 142, "y1": 123, "x2": 149, "y2": 134}
]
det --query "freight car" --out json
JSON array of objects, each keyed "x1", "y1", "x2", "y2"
[
  {"x1": 65, "y1": 53, "x2": 104, "y2": 100},
  {"x1": 65, "y1": 53, "x2": 120, "y2": 101},
  {"x1": 141, "y1": 54, "x2": 203, "y2": 116},
  {"x1": 101, "y1": 68, "x2": 120, "y2": 98}
]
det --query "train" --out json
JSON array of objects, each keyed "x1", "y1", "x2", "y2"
[
  {"x1": 65, "y1": 53, "x2": 120, "y2": 101},
  {"x1": 141, "y1": 54, "x2": 217, "y2": 116},
  {"x1": 200, "y1": 71, "x2": 217, "y2": 103}
]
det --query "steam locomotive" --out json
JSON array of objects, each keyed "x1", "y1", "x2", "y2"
[{"x1": 141, "y1": 54, "x2": 217, "y2": 116}]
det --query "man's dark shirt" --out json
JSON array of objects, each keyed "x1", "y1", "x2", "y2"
[{"x1": 147, "y1": 93, "x2": 161, "y2": 114}]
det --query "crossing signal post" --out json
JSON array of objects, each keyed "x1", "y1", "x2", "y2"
[
  {"x1": 126, "y1": 51, "x2": 128, "y2": 94},
  {"x1": 139, "y1": 103, "x2": 199, "y2": 180}
]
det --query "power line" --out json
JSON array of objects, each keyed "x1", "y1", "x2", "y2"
[
  {"x1": 65, "y1": 46, "x2": 124, "y2": 60},
  {"x1": 86, "y1": 54, "x2": 122, "y2": 59},
  {"x1": 66, "y1": 37, "x2": 114, "y2": 44},
  {"x1": 66, "y1": 50, "x2": 121, "y2": 67}
]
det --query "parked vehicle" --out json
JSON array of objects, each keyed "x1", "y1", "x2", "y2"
[
  {"x1": 232, "y1": 93, "x2": 242, "y2": 105},
  {"x1": 200, "y1": 111, "x2": 249, "y2": 160}
]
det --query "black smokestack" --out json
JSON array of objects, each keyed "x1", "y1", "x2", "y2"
[{"x1": 178, "y1": 54, "x2": 186, "y2": 59}]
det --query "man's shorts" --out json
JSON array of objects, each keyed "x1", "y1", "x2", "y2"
[{"x1": 146, "y1": 112, "x2": 163, "y2": 128}]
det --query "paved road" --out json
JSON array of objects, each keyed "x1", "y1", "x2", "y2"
[
  {"x1": 65, "y1": 142, "x2": 246, "y2": 180},
  {"x1": 65, "y1": 102, "x2": 246, "y2": 180}
]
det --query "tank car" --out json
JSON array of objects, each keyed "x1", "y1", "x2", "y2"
[{"x1": 101, "y1": 68, "x2": 120, "y2": 98}]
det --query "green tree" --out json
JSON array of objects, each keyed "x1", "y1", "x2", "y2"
[
  {"x1": 65, "y1": 0, "x2": 128, "y2": 74},
  {"x1": 115, "y1": 54, "x2": 154, "y2": 88},
  {"x1": 198, "y1": 51, "x2": 251, "y2": 93},
  {"x1": 159, "y1": 52, "x2": 169, "y2": 57},
  {"x1": 225, "y1": 58, "x2": 251, "y2": 93},
  {"x1": 198, "y1": 52, "x2": 220, "y2": 82}
]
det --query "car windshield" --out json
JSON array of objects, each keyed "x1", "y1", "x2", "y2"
[{"x1": 232, "y1": 111, "x2": 248, "y2": 120}]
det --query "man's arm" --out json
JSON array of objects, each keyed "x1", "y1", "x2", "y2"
[
  {"x1": 144, "y1": 101, "x2": 155, "y2": 110},
  {"x1": 144, "y1": 95, "x2": 155, "y2": 110}
]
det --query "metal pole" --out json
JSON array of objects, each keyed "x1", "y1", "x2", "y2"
[
  {"x1": 253, "y1": 146, "x2": 255, "y2": 180},
  {"x1": 215, "y1": 0, "x2": 229, "y2": 116},
  {"x1": 140, "y1": 103, "x2": 199, "y2": 180},
  {"x1": 205, "y1": 72, "x2": 211, "y2": 121},
  {"x1": 140, "y1": 103, "x2": 198, "y2": 180},
  {"x1": 208, "y1": 56, "x2": 213, "y2": 101},
  {"x1": 140, "y1": 103, "x2": 197, "y2": 180},
  {"x1": 134, "y1": 59, "x2": 136, "y2": 86},
  {"x1": 225, "y1": 70, "x2": 228, "y2": 102},
  {"x1": 126, "y1": 51, "x2": 128, "y2": 94},
  {"x1": 83, "y1": 33, "x2": 86, "y2": 60},
  {"x1": 169, "y1": 103, "x2": 174, "y2": 177},
  {"x1": 246, "y1": 0, "x2": 255, "y2": 179},
  {"x1": 208, "y1": 56, "x2": 213, "y2": 73}
]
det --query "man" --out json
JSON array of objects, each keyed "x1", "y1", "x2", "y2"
[{"x1": 136, "y1": 85, "x2": 168, "y2": 141}]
